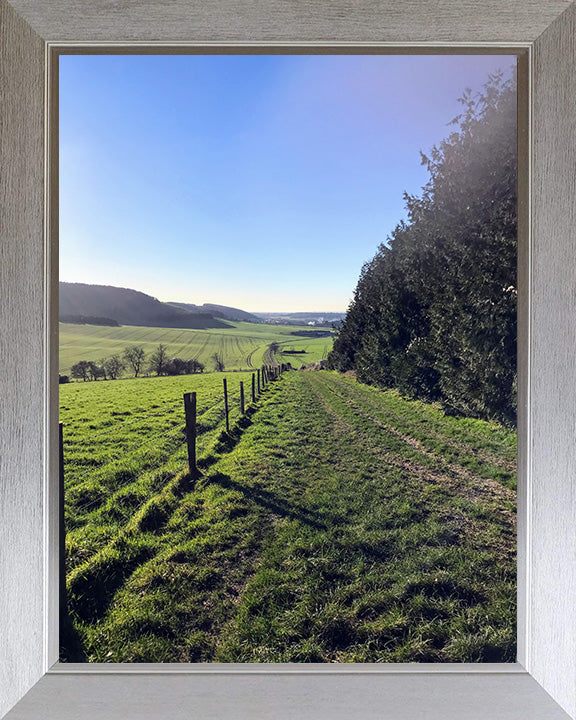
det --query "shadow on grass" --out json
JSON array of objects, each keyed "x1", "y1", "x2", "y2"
[
  {"x1": 196, "y1": 380, "x2": 288, "y2": 469},
  {"x1": 59, "y1": 609, "x2": 87, "y2": 662},
  {"x1": 176, "y1": 471, "x2": 199, "y2": 495},
  {"x1": 204, "y1": 468, "x2": 399, "y2": 565},
  {"x1": 196, "y1": 405, "x2": 261, "y2": 473},
  {"x1": 206, "y1": 471, "x2": 328, "y2": 531},
  {"x1": 215, "y1": 407, "x2": 257, "y2": 452},
  {"x1": 67, "y1": 544, "x2": 155, "y2": 623}
]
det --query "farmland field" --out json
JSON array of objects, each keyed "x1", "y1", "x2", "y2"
[
  {"x1": 60, "y1": 369, "x2": 516, "y2": 663},
  {"x1": 59, "y1": 321, "x2": 332, "y2": 375}
]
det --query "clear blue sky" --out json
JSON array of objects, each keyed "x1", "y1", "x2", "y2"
[{"x1": 60, "y1": 54, "x2": 516, "y2": 313}]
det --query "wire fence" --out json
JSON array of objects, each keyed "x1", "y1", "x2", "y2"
[
  {"x1": 64, "y1": 423, "x2": 186, "y2": 487},
  {"x1": 60, "y1": 364, "x2": 290, "y2": 495}
]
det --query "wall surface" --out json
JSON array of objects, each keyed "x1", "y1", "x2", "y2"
[
  {"x1": 532, "y1": 4, "x2": 576, "y2": 718},
  {"x1": 0, "y1": 0, "x2": 45, "y2": 716}
]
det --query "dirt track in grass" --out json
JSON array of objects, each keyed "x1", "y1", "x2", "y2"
[{"x1": 61, "y1": 370, "x2": 516, "y2": 663}]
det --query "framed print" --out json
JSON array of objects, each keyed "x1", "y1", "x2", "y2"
[{"x1": 1, "y1": 1, "x2": 576, "y2": 719}]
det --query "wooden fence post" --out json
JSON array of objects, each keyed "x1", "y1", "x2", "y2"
[
  {"x1": 251, "y1": 373, "x2": 256, "y2": 403},
  {"x1": 240, "y1": 381, "x2": 245, "y2": 415},
  {"x1": 183, "y1": 392, "x2": 197, "y2": 474},
  {"x1": 59, "y1": 422, "x2": 67, "y2": 622},
  {"x1": 223, "y1": 378, "x2": 230, "y2": 433},
  {"x1": 257, "y1": 368, "x2": 261, "y2": 393}
]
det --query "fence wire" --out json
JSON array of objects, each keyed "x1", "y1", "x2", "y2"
[{"x1": 62, "y1": 370, "x2": 276, "y2": 491}]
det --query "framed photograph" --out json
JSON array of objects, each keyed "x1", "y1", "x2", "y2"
[
  {"x1": 1, "y1": 1, "x2": 576, "y2": 719},
  {"x1": 56, "y1": 49, "x2": 521, "y2": 669}
]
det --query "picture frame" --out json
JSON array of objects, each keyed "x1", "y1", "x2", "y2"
[{"x1": 1, "y1": 1, "x2": 575, "y2": 718}]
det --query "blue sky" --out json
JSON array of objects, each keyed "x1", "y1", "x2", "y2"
[{"x1": 60, "y1": 54, "x2": 516, "y2": 313}]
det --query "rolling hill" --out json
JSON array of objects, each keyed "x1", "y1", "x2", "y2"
[
  {"x1": 58, "y1": 320, "x2": 332, "y2": 375},
  {"x1": 59, "y1": 283, "x2": 230, "y2": 330},
  {"x1": 168, "y1": 301, "x2": 260, "y2": 323}
]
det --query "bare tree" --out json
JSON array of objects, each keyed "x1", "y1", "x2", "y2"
[
  {"x1": 70, "y1": 360, "x2": 90, "y2": 382},
  {"x1": 103, "y1": 355, "x2": 124, "y2": 380},
  {"x1": 87, "y1": 361, "x2": 106, "y2": 381},
  {"x1": 189, "y1": 359, "x2": 205, "y2": 374},
  {"x1": 164, "y1": 357, "x2": 206, "y2": 375},
  {"x1": 123, "y1": 345, "x2": 146, "y2": 377},
  {"x1": 212, "y1": 352, "x2": 225, "y2": 372},
  {"x1": 149, "y1": 344, "x2": 169, "y2": 376}
]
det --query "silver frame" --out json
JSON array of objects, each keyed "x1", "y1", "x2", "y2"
[{"x1": 1, "y1": 2, "x2": 576, "y2": 718}]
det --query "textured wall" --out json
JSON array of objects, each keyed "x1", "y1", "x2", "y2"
[
  {"x1": 0, "y1": 0, "x2": 45, "y2": 716},
  {"x1": 532, "y1": 4, "x2": 576, "y2": 718}
]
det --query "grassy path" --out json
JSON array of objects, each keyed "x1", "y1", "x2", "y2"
[{"x1": 62, "y1": 370, "x2": 516, "y2": 663}]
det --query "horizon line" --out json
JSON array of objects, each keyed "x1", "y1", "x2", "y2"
[{"x1": 59, "y1": 279, "x2": 348, "y2": 315}]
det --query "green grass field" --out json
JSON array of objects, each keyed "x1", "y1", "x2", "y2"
[
  {"x1": 59, "y1": 321, "x2": 331, "y2": 375},
  {"x1": 60, "y1": 369, "x2": 516, "y2": 663}
]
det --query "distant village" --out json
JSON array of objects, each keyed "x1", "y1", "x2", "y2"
[{"x1": 258, "y1": 313, "x2": 346, "y2": 328}]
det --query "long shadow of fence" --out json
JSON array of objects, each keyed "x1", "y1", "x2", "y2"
[{"x1": 205, "y1": 471, "x2": 328, "y2": 531}]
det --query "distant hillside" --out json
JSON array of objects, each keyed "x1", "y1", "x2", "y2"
[
  {"x1": 168, "y1": 301, "x2": 261, "y2": 323},
  {"x1": 59, "y1": 283, "x2": 230, "y2": 329}
]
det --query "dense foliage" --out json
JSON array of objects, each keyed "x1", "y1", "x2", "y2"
[{"x1": 328, "y1": 72, "x2": 517, "y2": 425}]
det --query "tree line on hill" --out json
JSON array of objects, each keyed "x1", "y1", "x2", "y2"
[
  {"x1": 61, "y1": 344, "x2": 205, "y2": 383},
  {"x1": 328, "y1": 71, "x2": 517, "y2": 426},
  {"x1": 60, "y1": 314, "x2": 120, "y2": 327}
]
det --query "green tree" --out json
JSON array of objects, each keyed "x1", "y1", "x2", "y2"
[{"x1": 328, "y1": 70, "x2": 517, "y2": 425}]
